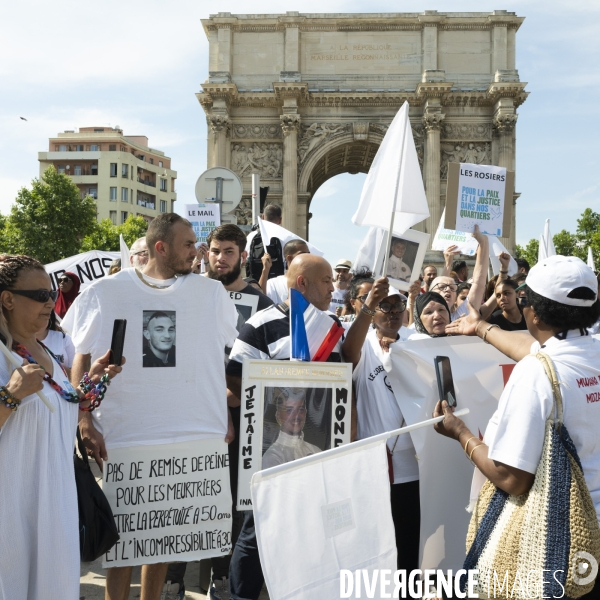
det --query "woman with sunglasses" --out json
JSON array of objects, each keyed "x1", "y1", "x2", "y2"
[
  {"x1": 342, "y1": 272, "x2": 420, "y2": 573},
  {"x1": 486, "y1": 278, "x2": 527, "y2": 331},
  {"x1": 54, "y1": 271, "x2": 81, "y2": 319},
  {"x1": 0, "y1": 255, "x2": 123, "y2": 600}
]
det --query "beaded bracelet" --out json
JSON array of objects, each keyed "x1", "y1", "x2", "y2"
[
  {"x1": 78, "y1": 372, "x2": 110, "y2": 412},
  {"x1": 0, "y1": 386, "x2": 21, "y2": 411}
]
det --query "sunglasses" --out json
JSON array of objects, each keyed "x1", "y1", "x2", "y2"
[
  {"x1": 377, "y1": 300, "x2": 407, "y2": 314},
  {"x1": 8, "y1": 289, "x2": 59, "y2": 303},
  {"x1": 516, "y1": 296, "x2": 529, "y2": 307},
  {"x1": 131, "y1": 250, "x2": 149, "y2": 257},
  {"x1": 58, "y1": 277, "x2": 72, "y2": 283}
]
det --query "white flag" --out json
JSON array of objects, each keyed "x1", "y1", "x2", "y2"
[
  {"x1": 383, "y1": 336, "x2": 514, "y2": 571},
  {"x1": 119, "y1": 234, "x2": 131, "y2": 270},
  {"x1": 352, "y1": 102, "x2": 429, "y2": 234},
  {"x1": 538, "y1": 218, "x2": 556, "y2": 261},
  {"x1": 252, "y1": 439, "x2": 396, "y2": 600},
  {"x1": 488, "y1": 236, "x2": 518, "y2": 276},
  {"x1": 588, "y1": 247, "x2": 596, "y2": 271},
  {"x1": 257, "y1": 218, "x2": 324, "y2": 257}
]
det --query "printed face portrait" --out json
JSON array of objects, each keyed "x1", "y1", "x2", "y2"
[
  {"x1": 142, "y1": 310, "x2": 176, "y2": 367},
  {"x1": 275, "y1": 388, "x2": 308, "y2": 436},
  {"x1": 391, "y1": 240, "x2": 407, "y2": 258}
]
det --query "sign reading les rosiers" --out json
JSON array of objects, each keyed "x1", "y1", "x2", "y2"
[
  {"x1": 445, "y1": 163, "x2": 514, "y2": 237},
  {"x1": 102, "y1": 438, "x2": 232, "y2": 568}
]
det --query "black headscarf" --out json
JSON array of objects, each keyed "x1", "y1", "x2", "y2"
[{"x1": 414, "y1": 292, "x2": 451, "y2": 337}]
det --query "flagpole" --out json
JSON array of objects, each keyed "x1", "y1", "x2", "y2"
[{"x1": 381, "y1": 108, "x2": 409, "y2": 278}]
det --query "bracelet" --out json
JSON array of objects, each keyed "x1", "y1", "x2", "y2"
[
  {"x1": 469, "y1": 443, "x2": 486, "y2": 462},
  {"x1": 499, "y1": 270, "x2": 508, "y2": 274},
  {"x1": 463, "y1": 436, "x2": 478, "y2": 457},
  {"x1": 0, "y1": 386, "x2": 20, "y2": 411},
  {"x1": 361, "y1": 304, "x2": 377, "y2": 317},
  {"x1": 482, "y1": 323, "x2": 500, "y2": 344},
  {"x1": 78, "y1": 372, "x2": 110, "y2": 412}
]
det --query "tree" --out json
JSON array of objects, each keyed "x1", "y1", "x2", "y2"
[
  {"x1": 81, "y1": 215, "x2": 148, "y2": 252},
  {"x1": 515, "y1": 238, "x2": 539, "y2": 268},
  {"x1": 4, "y1": 166, "x2": 97, "y2": 263}
]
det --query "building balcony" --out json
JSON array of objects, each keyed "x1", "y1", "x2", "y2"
[
  {"x1": 137, "y1": 198, "x2": 156, "y2": 210},
  {"x1": 137, "y1": 177, "x2": 156, "y2": 188},
  {"x1": 39, "y1": 151, "x2": 101, "y2": 160},
  {"x1": 70, "y1": 174, "x2": 98, "y2": 184}
]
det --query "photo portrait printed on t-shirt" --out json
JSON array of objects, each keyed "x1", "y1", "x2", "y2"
[
  {"x1": 235, "y1": 304, "x2": 253, "y2": 332},
  {"x1": 142, "y1": 310, "x2": 176, "y2": 368},
  {"x1": 261, "y1": 386, "x2": 332, "y2": 469},
  {"x1": 385, "y1": 236, "x2": 419, "y2": 283}
]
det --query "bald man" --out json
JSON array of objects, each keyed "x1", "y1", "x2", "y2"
[{"x1": 225, "y1": 253, "x2": 342, "y2": 600}]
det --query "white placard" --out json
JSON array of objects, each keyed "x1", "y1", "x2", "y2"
[
  {"x1": 185, "y1": 203, "x2": 221, "y2": 246},
  {"x1": 455, "y1": 163, "x2": 507, "y2": 236},
  {"x1": 431, "y1": 209, "x2": 479, "y2": 256},
  {"x1": 102, "y1": 438, "x2": 232, "y2": 568},
  {"x1": 238, "y1": 359, "x2": 353, "y2": 510},
  {"x1": 229, "y1": 291, "x2": 259, "y2": 333}
]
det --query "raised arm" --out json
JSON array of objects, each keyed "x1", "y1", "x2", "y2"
[
  {"x1": 466, "y1": 226, "x2": 489, "y2": 310},
  {"x1": 258, "y1": 253, "x2": 272, "y2": 293},
  {"x1": 441, "y1": 245, "x2": 460, "y2": 277}
]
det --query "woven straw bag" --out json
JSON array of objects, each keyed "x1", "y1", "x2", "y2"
[{"x1": 463, "y1": 352, "x2": 600, "y2": 599}]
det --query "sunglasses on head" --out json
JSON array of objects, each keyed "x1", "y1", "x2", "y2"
[{"x1": 8, "y1": 289, "x2": 59, "y2": 303}]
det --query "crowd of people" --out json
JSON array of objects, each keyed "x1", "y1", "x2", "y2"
[{"x1": 0, "y1": 206, "x2": 599, "y2": 600}]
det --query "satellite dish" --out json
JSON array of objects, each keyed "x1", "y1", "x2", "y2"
[{"x1": 195, "y1": 167, "x2": 243, "y2": 214}]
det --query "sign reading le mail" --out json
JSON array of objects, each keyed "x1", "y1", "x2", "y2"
[
  {"x1": 237, "y1": 359, "x2": 352, "y2": 510},
  {"x1": 102, "y1": 438, "x2": 232, "y2": 568}
]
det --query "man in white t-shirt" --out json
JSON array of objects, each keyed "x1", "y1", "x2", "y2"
[
  {"x1": 63, "y1": 213, "x2": 238, "y2": 600},
  {"x1": 329, "y1": 259, "x2": 352, "y2": 314},
  {"x1": 265, "y1": 239, "x2": 309, "y2": 304}
]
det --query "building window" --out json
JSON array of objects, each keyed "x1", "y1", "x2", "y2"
[
  {"x1": 160, "y1": 200, "x2": 167, "y2": 213},
  {"x1": 110, "y1": 187, "x2": 117, "y2": 201},
  {"x1": 110, "y1": 163, "x2": 117, "y2": 177},
  {"x1": 74, "y1": 165, "x2": 81, "y2": 176},
  {"x1": 121, "y1": 211, "x2": 128, "y2": 224},
  {"x1": 89, "y1": 188, "x2": 97, "y2": 199},
  {"x1": 109, "y1": 211, "x2": 117, "y2": 225},
  {"x1": 75, "y1": 144, "x2": 84, "y2": 152},
  {"x1": 120, "y1": 146, "x2": 126, "y2": 152},
  {"x1": 150, "y1": 158, "x2": 154, "y2": 165},
  {"x1": 171, "y1": 200, "x2": 175, "y2": 212},
  {"x1": 94, "y1": 128, "x2": 104, "y2": 132},
  {"x1": 90, "y1": 145, "x2": 99, "y2": 151},
  {"x1": 158, "y1": 161, "x2": 163, "y2": 168},
  {"x1": 131, "y1": 189, "x2": 134, "y2": 204},
  {"x1": 121, "y1": 188, "x2": 128, "y2": 202},
  {"x1": 160, "y1": 179, "x2": 167, "y2": 192},
  {"x1": 59, "y1": 145, "x2": 67, "y2": 152},
  {"x1": 122, "y1": 164, "x2": 128, "y2": 178},
  {"x1": 91, "y1": 164, "x2": 98, "y2": 176},
  {"x1": 109, "y1": 144, "x2": 116, "y2": 151},
  {"x1": 57, "y1": 165, "x2": 66, "y2": 174}
]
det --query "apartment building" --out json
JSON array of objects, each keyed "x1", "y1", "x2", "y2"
[{"x1": 38, "y1": 126, "x2": 177, "y2": 225}]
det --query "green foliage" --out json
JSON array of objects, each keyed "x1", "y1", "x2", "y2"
[
  {"x1": 81, "y1": 215, "x2": 148, "y2": 252},
  {"x1": 3, "y1": 166, "x2": 97, "y2": 263},
  {"x1": 515, "y1": 238, "x2": 539, "y2": 268},
  {"x1": 552, "y1": 229, "x2": 579, "y2": 258}
]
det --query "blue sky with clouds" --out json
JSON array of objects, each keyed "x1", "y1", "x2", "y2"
[{"x1": 2, "y1": 0, "x2": 598, "y2": 265}]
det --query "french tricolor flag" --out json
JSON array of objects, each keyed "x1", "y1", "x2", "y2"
[{"x1": 289, "y1": 289, "x2": 345, "y2": 362}]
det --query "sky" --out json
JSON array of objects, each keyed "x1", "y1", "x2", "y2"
[{"x1": 2, "y1": 0, "x2": 599, "y2": 265}]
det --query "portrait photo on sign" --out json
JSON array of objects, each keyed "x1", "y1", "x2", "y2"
[
  {"x1": 261, "y1": 386, "x2": 332, "y2": 470},
  {"x1": 375, "y1": 229, "x2": 430, "y2": 292},
  {"x1": 142, "y1": 310, "x2": 176, "y2": 368}
]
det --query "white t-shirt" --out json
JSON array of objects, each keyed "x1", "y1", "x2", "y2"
[
  {"x1": 353, "y1": 328, "x2": 419, "y2": 484},
  {"x1": 261, "y1": 431, "x2": 321, "y2": 470},
  {"x1": 484, "y1": 331, "x2": 600, "y2": 521},
  {"x1": 451, "y1": 298, "x2": 469, "y2": 321},
  {"x1": 42, "y1": 330, "x2": 76, "y2": 368},
  {"x1": 61, "y1": 269, "x2": 238, "y2": 450},
  {"x1": 328, "y1": 287, "x2": 347, "y2": 314},
  {"x1": 266, "y1": 274, "x2": 289, "y2": 305},
  {"x1": 387, "y1": 255, "x2": 412, "y2": 282}
]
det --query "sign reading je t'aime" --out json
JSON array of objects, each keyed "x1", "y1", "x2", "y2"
[
  {"x1": 102, "y1": 438, "x2": 232, "y2": 568},
  {"x1": 445, "y1": 162, "x2": 515, "y2": 237}
]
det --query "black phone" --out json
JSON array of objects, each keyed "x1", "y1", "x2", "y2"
[
  {"x1": 110, "y1": 319, "x2": 127, "y2": 366},
  {"x1": 434, "y1": 356, "x2": 457, "y2": 408}
]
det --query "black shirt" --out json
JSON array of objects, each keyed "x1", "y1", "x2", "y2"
[{"x1": 487, "y1": 310, "x2": 527, "y2": 332}]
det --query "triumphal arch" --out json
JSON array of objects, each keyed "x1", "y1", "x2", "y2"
[{"x1": 197, "y1": 11, "x2": 527, "y2": 250}]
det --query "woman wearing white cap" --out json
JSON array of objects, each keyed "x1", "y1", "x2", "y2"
[
  {"x1": 342, "y1": 274, "x2": 419, "y2": 573},
  {"x1": 437, "y1": 255, "x2": 600, "y2": 596}
]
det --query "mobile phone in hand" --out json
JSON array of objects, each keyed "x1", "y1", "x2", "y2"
[
  {"x1": 110, "y1": 319, "x2": 127, "y2": 366},
  {"x1": 434, "y1": 356, "x2": 457, "y2": 408}
]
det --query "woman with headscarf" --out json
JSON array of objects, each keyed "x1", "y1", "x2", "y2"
[
  {"x1": 409, "y1": 291, "x2": 452, "y2": 339},
  {"x1": 54, "y1": 272, "x2": 80, "y2": 319}
]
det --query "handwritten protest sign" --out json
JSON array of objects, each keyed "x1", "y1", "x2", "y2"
[
  {"x1": 185, "y1": 203, "x2": 221, "y2": 245},
  {"x1": 45, "y1": 250, "x2": 119, "y2": 291},
  {"x1": 445, "y1": 163, "x2": 514, "y2": 237},
  {"x1": 102, "y1": 438, "x2": 232, "y2": 568},
  {"x1": 431, "y1": 209, "x2": 479, "y2": 256}
]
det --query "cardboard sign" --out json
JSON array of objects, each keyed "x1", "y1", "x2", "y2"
[
  {"x1": 102, "y1": 438, "x2": 232, "y2": 567},
  {"x1": 445, "y1": 163, "x2": 514, "y2": 237},
  {"x1": 185, "y1": 203, "x2": 221, "y2": 245},
  {"x1": 237, "y1": 359, "x2": 352, "y2": 510}
]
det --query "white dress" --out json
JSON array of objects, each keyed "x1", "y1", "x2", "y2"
[{"x1": 0, "y1": 352, "x2": 80, "y2": 600}]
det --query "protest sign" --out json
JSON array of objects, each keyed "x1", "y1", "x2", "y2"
[
  {"x1": 229, "y1": 291, "x2": 259, "y2": 332},
  {"x1": 45, "y1": 250, "x2": 119, "y2": 291},
  {"x1": 373, "y1": 228, "x2": 429, "y2": 292},
  {"x1": 383, "y1": 336, "x2": 514, "y2": 572},
  {"x1": 102, "y1": 438, "x2": 232, "y2": 568},
  {"x1": 445, "y1": 162, "x2": 514, "y2": 237},
  {"x1": 237, "y1": 359, "x2": 352, "y2": 510},
  {"x1": 431, "y1": 209, "x2": 479, "y2": 256},
  {"x1": 185, "y1": 203, "x2": 221, "y2": 245}
]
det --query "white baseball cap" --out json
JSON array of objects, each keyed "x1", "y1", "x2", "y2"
[
  {"x1": 386, "y1": 285, "x2": 407, "y2": 301},
  {"x1": 518, "y1": 255, "x2": 598, "y2": 307}
]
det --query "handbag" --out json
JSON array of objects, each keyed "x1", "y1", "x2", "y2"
[
  {"x1": 74, "y1": 428, "x2": 120, "y2": 562},
  {"x1": 463, "y1": 352, "x2": 600, "y2": 599}
]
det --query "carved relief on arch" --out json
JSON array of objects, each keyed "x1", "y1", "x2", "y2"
[
  {"x1": 440, "y1": 142, "x2": 491, "y2": 179},
  {"x1": 231, "y1": 124, "x2": 282, "y2": 139},
  {"x1": 230, "y1": 142, "x2": 283, "y2": 179},
  {"x1": 297, "y1": 123, "x2": 352, "y2": 163},
  {"x1": 441, "y1": 123, "x2": 492, "y2": 140}
]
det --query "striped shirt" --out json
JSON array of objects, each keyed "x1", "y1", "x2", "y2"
[{"x1": 226, "y1": 304, "x2": 343, "y2": 377}]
